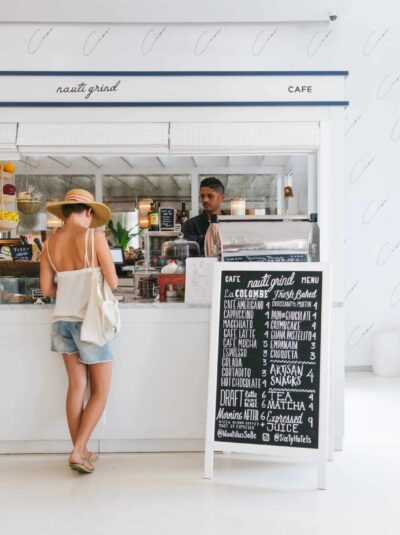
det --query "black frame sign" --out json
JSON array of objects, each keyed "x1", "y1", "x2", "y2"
[
  {"x1": 204, "y1": 262, "x2": 331, "y2": 489},
  {"x1": 10, "y1": 244, "x2": 33, "y2": 261},
  {"x1": 159, "y1": 208, "x2": 176, "y2": 231}
]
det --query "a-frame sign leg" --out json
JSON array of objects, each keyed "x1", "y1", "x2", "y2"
[
  {"x1": 317, "y1": 453, "x2": 328, "y2": 490},
  {"x1": 204, "y1": 448, "x2": 214, "y2": 479}
]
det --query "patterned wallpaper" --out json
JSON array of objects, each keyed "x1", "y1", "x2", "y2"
[{"x1": 0, "y1": 0, "x2": 398, "y2": 365}]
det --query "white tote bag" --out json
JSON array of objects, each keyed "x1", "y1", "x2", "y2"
[{"x1": 81, "y1": 230, "x2": 121, "y2": 346}]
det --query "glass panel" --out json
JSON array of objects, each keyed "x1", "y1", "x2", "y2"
[
  {"x1": 107, "y1": 210, "x2": 140, "y2": 250},
  {"x1": 103, "y1": 174, "x2": 191, "y2": 206},
  {"x1": 199, "y1": 174, "x2": 278, "y2": 215},
  {"x1": 103, "y1": 174, "x2": 191, "y2": 250}
]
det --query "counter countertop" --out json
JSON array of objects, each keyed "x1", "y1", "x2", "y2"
[{"x1": 0, "y1": 302, "x2": 211, "y2": 310}]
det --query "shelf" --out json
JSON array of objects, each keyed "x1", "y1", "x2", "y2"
[
  {"x1": 145, "y1": 231, "x2": 180, "y2": 236},
  {"x1": 0, "y1": 171, "x2": 14, "y2": 181},
  {"x1": 0, "y1": 220, "x2": 18, "y2": 232},
  {"x1": 0, "y1": 194, "x2": 16, "y2": 205}
]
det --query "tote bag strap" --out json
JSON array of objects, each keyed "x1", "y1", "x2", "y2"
[
  {"x1": 92, "y1": 228, "x2": 107, "y2": 304},
  {"x1": 84, "y1": 228, "x2": 91, "y2": 269},
  {"x1": 91, "y1": 229, "x2": 95, "y2": 270}
]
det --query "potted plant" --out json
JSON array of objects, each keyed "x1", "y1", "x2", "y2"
[{"x1": 108, "y1": 216, "x2": 141, "y2": 251}]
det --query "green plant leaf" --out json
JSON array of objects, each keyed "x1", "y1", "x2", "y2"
[{"x1": 108, "y1": 218, "x2": 142, "y2": 249}]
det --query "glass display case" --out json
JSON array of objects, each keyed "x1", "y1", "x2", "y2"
[
  {"x1": 144, "y1": 231, "x2": 180, "y2": 269},
  {"x1": 0, "y1": 276, "x2": 45, "y2": 304}
]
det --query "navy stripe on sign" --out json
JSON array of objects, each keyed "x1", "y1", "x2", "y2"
[
  {"x1": 0, "y1": 101, "x2": 350, "y2": 107},
  {"x1": 0, "y1": 70, "x2": 349, "y2": 77}
]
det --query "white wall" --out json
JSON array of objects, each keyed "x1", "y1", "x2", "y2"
[
  {"x1": 1, "y1": 0, "x2": 398, "y2": 366},
  {"x1": 287, "y1": 155, "x2": 308, "y2": 215}
]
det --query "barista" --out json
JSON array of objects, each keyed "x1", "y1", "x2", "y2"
[{"x1": 182, "y1": 176, "x2": 225, "y2": 256}]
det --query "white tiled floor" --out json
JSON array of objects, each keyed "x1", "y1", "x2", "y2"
[{"x1": 1, "y1": 372, "x2": 399, "y2": 535}]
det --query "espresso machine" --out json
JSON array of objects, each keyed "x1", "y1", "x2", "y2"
[{"x1": 205, "y1": 214, "x2": 320, "y2": 263}]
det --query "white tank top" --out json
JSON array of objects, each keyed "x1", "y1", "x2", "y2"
[{"x1": 47, "y1": 228, "x2": 101, "y2": 323}]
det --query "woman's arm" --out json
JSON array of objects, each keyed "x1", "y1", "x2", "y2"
[
  {"x1": 39, "y1": 242, "x2": 57, "y2": 297},
  {"x1": 94, "y1": 230, "x2": 119, "y2": 290}
]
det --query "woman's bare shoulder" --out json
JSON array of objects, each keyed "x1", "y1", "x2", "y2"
[{"x1": 93, "y1": 229, "x2": 107, "y2": 243}]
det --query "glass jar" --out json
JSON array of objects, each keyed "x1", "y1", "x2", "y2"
[{"x1": 133, "y1": 262, "x2": 159, "y2": 300}]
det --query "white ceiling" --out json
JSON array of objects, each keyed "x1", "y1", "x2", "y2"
[{"x1": 14, "y1": 154, "x2": 295, "y2": 175}]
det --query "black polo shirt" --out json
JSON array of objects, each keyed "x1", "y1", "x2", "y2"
[{"x1": 182, "y1": 211, "x2": 211, "y2": 256}]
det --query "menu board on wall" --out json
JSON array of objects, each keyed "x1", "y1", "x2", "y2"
[
  {"x1": 204, "y1": 262, "x2": 331, "y2": 488},
  {"x1": 159, "y1": 208, "x2": 176, "y2": 231}
]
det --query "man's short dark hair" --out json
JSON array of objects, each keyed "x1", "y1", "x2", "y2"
[
  {"x1": 61, "y1": 203, "x2": 91, "y2": 218},
  {"x1": 200, "y1": 176, "x2": 225, "y2": 194}
]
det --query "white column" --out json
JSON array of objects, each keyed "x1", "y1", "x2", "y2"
[
  {"x1": 95, "y1": 172, "x2": 103, "y2": 202},
  {"x1": 318, "y1": 122, "x2": 331, "y2": 262},
  {"x1": 319, "y1": 114, "x2": 346, "y2": 458},
  {"x1": 308, "y1": 153, "x2": 318, "y2": 215},
  {"x1": 191, "y1": 172, "x2": 200, "y2": 216},
  {"x1": 329, "y1": 108, "x2": 345, "y2": 453},
  {"x1": 276, "y1": 173, "x2": 284, "y2": 215}
]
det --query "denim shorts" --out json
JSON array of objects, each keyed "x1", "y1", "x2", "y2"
[{"x1": 51, "y1": 321, "x2": 114, "y2": 365}]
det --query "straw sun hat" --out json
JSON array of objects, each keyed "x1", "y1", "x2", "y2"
[{"x1": 47, "y1": 189, "x2": 111, "y2": 228}]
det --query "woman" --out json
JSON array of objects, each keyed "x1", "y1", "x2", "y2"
[{"x1": 40, "y1": 189, "x2": 118, "y2": 474}]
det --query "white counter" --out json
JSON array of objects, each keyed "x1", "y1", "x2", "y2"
[
  {"x1": 0, "y1": 301, "x2": 345, "y2": 454},
  {"x1": 0, "y1": 303, "x2": 211, "y2": 453}
]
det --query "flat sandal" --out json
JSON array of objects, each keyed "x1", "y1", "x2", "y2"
[
  {"x1": 69, "y1": 456, "x2": 95, "y2": 474},
  {"x1": 86, "y1": 451, "x2": 99, "y2": 463}
]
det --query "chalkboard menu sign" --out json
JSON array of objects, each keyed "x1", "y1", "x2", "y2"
[
  {"x1": 205, "y1": 262, "x2": 331, "y2": 488},
  {"x1": 215, "y1": 268, "x2": 322, "y2": 448},
  {"x1": 159, "y1": 208, "x2": 176, "y2": 231}
]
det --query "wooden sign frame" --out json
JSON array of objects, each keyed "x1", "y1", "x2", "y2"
[{"x1": 204, "y1": 262, "x2": 331, "y2": 489}]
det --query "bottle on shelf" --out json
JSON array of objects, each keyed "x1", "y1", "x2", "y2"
[
  {"x1": 148, "y1": 203, "x2": 160, "y2": 232},
  {"x1": 180, "y1": 202, "x2": 188, "y2": 225}
]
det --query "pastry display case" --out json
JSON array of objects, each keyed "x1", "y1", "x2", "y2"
[{"x1": 0, "y1": 276, "x2": 46, "y2": 304}]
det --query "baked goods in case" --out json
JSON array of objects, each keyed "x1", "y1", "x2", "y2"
[{"x1": 3, "y1": 293, "x2": 26, "y2": 304}]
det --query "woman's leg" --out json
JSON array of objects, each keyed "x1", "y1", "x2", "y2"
[
  {"x1": 63, "y1": 353, "x2": 88, "y2": 445},
  {"x1": 71, "y1": 361, "x2": 113, "y2": 460}
]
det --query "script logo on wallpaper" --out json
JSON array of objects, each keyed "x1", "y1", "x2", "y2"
[{"x1": 55, "y1": 80, "x2": 121, "y2": 100}]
